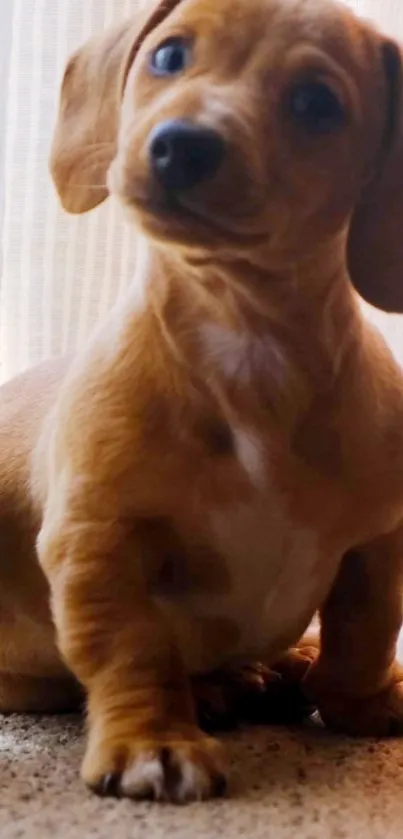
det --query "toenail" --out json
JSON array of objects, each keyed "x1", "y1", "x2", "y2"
[{"x1": 94, "y1": 772, "x2": 121, "y2": 798}]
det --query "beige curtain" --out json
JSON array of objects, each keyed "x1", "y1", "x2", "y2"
[
  {"x1": 1, "y1": 0, "x2": 403, "y2": 381},
  {"x1": 344, "y1": 0, "x2": 403, "y2": 33},
  {"x1": 0, "y1": 0, "x2": 138, "y2": 381}
]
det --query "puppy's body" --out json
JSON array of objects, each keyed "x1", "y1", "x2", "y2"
[
  {"x1": 3, "y1": 248, "x2": 403, "y2": 686},
  {"x1": 4, "y1": 0, "x2": 403, "y2": 803}
]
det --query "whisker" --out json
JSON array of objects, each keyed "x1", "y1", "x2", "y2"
[{"x1": 78, "y1": 142, "x2": 114, "y2": 151}]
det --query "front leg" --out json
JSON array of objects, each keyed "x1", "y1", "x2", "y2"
[
  {"x1": 304, "y1": 528, "x2": 403, "y2": 736},
  {"x1": 38, "y1": 511, "x2": 226, "y2": 802}
]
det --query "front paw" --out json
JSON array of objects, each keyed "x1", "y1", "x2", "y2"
[
  {"x1": 82, "y1": 728, "x2": 227, "y2": 803},
  {"x1": 304, "y1": 661, "x2": 403, "y2": 737},
  {"x1": 193, "y1": 657, "x2": 316, "y2": 732}
]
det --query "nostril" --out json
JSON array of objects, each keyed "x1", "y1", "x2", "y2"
[{"x1": 152, "y1": 138, "x2": 171, "y2": 165}]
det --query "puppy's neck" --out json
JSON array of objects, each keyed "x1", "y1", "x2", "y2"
[
  {"x1": 131, "y1": 233, "x2": 362, "y2": 427},
  {"x1": 142, "y1": 232, "x2": 358, "y2": 344}
]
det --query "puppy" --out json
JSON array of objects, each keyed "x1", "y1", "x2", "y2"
[{"x1": 3, "y1": 0, "x2": 403, "y2": 803}]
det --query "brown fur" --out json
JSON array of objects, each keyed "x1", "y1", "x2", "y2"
[{"x1": 3, "y1": 0, "x2": 403, "y2": 802}]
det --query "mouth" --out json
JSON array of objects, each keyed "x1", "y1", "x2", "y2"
[
  {"x1": 128, "y1": 189, "x2": 266, "y2": 247},
  {"x1": 134, "y1": 191, "x2": 228, "y2": 233}
]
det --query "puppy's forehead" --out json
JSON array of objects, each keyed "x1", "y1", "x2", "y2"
[
  {"x1": 168, "y1": 0, "x2": 355, "y2": 44},
  {"x1": 161, "y1": 0, "x2": 371, "y2": 74}
]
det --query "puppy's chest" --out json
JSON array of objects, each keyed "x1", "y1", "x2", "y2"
[
  {"x1": 205, "y1": 497, "x2": 320, "y2": 648},
  {"x1": 163, "y1": 461, "x2": 335, "y2": 672},
  {"x1": 158, "y1": 327, "x2": 339, "y2": 669}
]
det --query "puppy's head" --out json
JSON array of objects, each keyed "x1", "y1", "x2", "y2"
[{"x1": 51, "y1": 0, "x2": 403, "y2": 311}]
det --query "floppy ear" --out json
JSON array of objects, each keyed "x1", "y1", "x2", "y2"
[
  {"x1": 348, "y1": 40, "x2": 403, "y2": 313},
  {"x1": 50, "y1": 0, "x2": 183, "y2": 214}
]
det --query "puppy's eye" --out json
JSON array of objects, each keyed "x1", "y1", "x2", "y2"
[
  {"x1": 150, "y1": 37, "x2": 191, "y2": 77},
  {"x1": 288, "y1": 81, "x2": 345, "y2": 134}
]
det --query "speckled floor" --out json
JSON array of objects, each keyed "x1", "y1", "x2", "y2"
[{"x1": 1, "y1": 713, "x2": 403, "y2": 839}]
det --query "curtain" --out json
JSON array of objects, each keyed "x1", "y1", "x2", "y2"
[
  {"x1": 0, "y1": 0, "x2": 138, "y2": 381},
  {"x1": 1, "y1": 0, "x2": 403, "y2": 381},
  {"x1": 344, "y1": 0, "x2": 403, "y2": 34}
]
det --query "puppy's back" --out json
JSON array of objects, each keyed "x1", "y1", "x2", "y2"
[{"x1": 0, "y1": 357, "x2": 70, "y2": 584}]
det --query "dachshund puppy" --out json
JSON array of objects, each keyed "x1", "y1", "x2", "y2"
[{"x1": 3, "y1": 0, "x2": 403, "y2": 803}]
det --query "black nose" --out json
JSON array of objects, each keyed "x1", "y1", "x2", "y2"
[{"x1": 149, "y1": 120, "x2": 224, "y2": 192}]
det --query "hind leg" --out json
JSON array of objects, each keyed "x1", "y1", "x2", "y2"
[{"x1": 303, "y1": 529, "x2": 403, "y2": 736}]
